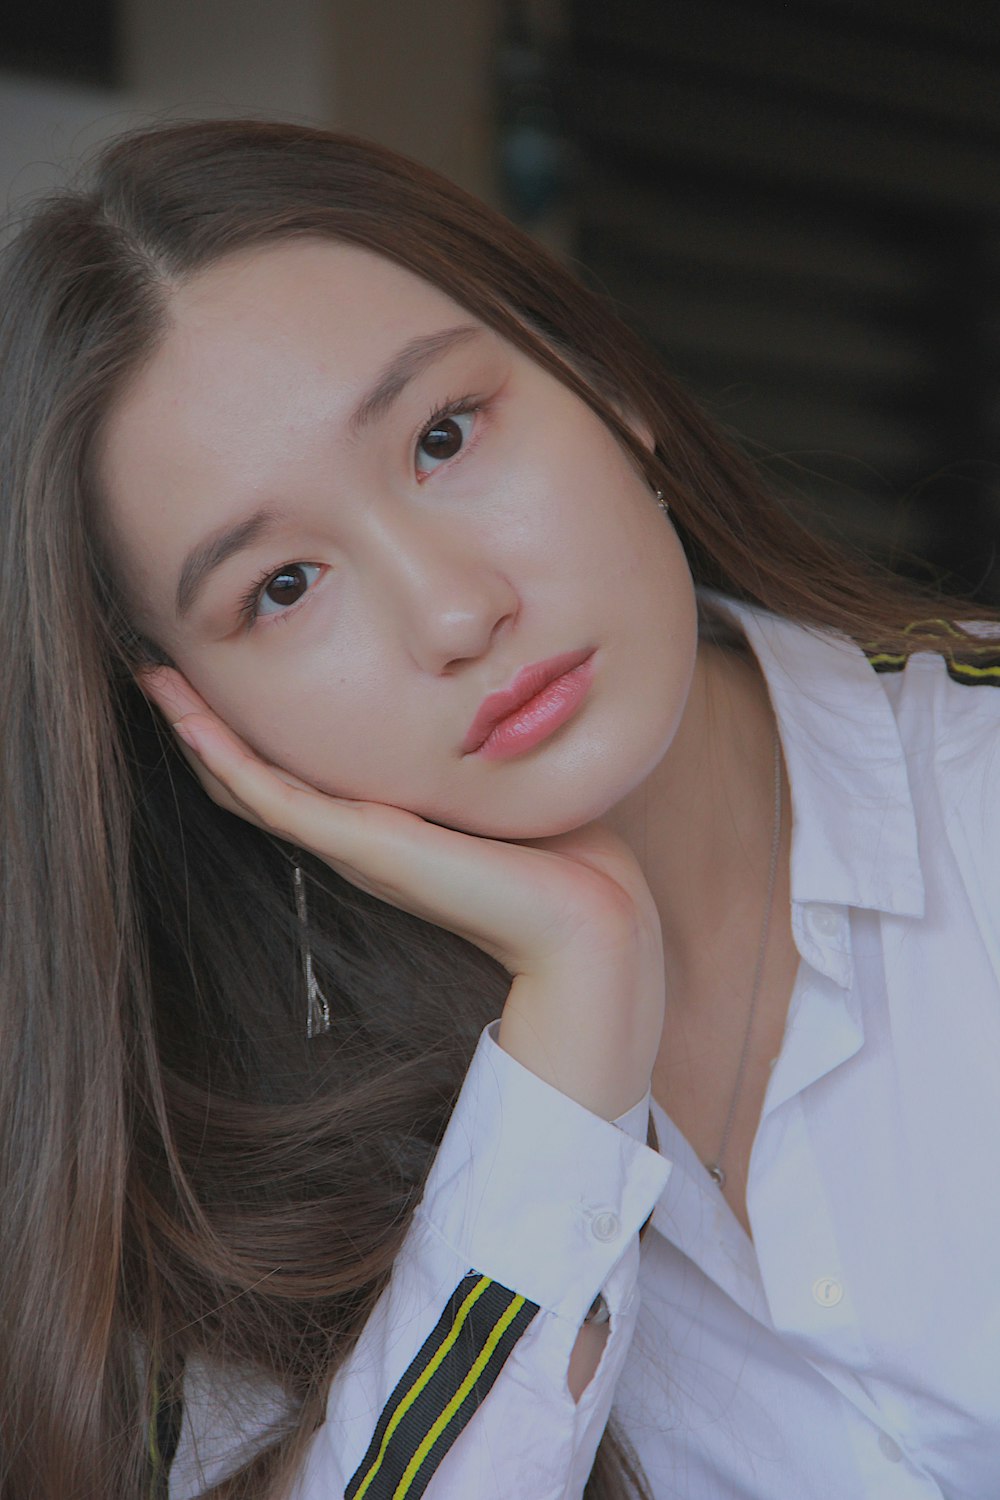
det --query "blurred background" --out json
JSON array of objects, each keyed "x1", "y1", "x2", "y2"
[{"x1": 3, "y1": 0, "x2": 1000, "y2": 600}]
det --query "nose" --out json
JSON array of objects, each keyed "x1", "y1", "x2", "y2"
[{"x1": 370, "y1": 514, "x2": 519, "y2": 673}]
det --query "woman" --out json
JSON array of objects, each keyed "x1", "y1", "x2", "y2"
[{"x1": 2, "y1": 119, "x2": 998, "y2": 1500}]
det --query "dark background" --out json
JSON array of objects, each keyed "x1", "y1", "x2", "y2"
[
  {"x1": 550, "y1": 0, "x2": 1000, "y2": 601},
  {"x1": 0, "y1": 0, "x2": 118, "y2": 86}
]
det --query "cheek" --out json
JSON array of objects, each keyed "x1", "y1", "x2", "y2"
[{"x1": 178, "y1": 653, "x2": 406, "y2": 798}]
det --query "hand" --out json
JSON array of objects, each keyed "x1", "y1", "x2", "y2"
[{"x1": 140, "y1": 668, "x2": 665, "y2": 1119}]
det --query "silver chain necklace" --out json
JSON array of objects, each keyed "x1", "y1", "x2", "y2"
[{"x1": 704, "y1": 724, "x2": 783, "y2": 1189}]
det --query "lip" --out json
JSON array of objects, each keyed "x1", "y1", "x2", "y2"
[{"x1": 462, "y1": 648, "x2": 596, "y2": 760}]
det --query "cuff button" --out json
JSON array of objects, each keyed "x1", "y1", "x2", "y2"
[{"x1": 591, "y1": 1209, "x2": 621, "y2": 1242}]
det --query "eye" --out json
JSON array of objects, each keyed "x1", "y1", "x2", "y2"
[
  {"x1": 415, "y1": 407, "x2": 475, "y2": 475},
  {"x1": 255, "y1": 562, "x2": 322, "y2": 617}
]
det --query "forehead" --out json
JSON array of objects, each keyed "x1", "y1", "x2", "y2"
[
  {"x1": 96, "y1": 239, "x2": 482, "y2": 558},
  {"x1": 112, "y1": 239, "x2": 472, "y2": 442},
  {"x1": 168, "y1": 237, "x2": 468, "y2": 352},
  {"x1": 92, "y1": 238, "x2": 502, "y2": 641}
]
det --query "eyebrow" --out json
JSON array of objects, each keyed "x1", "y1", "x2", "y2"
[
  {"x1": 347, "y1": 323, "x2": 481, "y2": 437},
  {"x1": 174, "y1": 323, "x2": 482, "y2": 619},
  {"x1": 175, "y1": 508, "x2": 279, "y2": 618}
]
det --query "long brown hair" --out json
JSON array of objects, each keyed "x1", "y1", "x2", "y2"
[{"x1": 0, "y1": 119, "x2": 983, "y2": 1500}]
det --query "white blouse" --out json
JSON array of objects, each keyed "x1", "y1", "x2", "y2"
[{"x1": 171, "y1": 599, "x2": 1000, "y2": 1499}]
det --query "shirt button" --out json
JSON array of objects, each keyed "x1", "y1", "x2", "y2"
[
  {"x1": 878, "y1": 1433, "x2": 903, "y2": 1463},
  {"x1": 812, "y1": 1276, "x2": 844, "y2": 1307},
  {"x1": 591, "y1": 1209, "x2": 621, "y2": 1242},
  {"x1": 807, "y1": 904, "x2": 841, "y2": 939}
]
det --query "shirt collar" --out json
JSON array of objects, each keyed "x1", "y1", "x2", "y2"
[{"x1": 704, "y1": 595, "x2": 925, "y2": 920}]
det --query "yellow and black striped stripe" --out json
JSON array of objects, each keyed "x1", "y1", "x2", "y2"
[
  {"x1": 345, "y1": 1272, "x2": 539, "y2": 1500},
  {"x1": 865, "y1": 618, "x2": 1000, "y2": 687}
]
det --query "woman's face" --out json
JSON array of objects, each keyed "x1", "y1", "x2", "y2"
[{"x1": 99, "y1": 239, "x2": 697, "y2": 838}]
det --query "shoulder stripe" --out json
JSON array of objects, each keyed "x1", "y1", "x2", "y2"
[
  {"x1": 345, "y1": 1273, "x2": 540, "y2": 1500},
  {"x1": 946, "y1": 658, "x2": 1000, "y2": 687},
  {"x1": 865, "y1": 619, "x2": 1000, "y2": 687},
  {"x1": 865, "y1": 650, "x2": 907, "y2": 674}
]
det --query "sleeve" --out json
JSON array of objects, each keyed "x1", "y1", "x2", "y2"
[{"x1": 292, "y1": 1021, "x2": 672, "y2": 1500}]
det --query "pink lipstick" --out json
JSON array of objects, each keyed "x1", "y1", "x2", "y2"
[{"x1": 463, "y1": 649, "x2": 595, "y2": 761}]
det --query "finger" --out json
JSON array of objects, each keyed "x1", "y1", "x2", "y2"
[
  {"x1": 138, "y1": 664, "x2": 212, "y2": 722},
  {"x1": 135, "y1": 667, "x2": 268, "y2": 822},
  {"x1": 140, "y1": 666, "x2": 321, "y2": 799},
  {"x1": 170, "y1": 711, "x2": 360, "y2": 844},
  {"x1": 142, "y1": 680, "x2": 637, "y2": 974},
  {"x1": 173, "y1": 732, "x2": 267, "y2": 825},
  {"x1": 167, "y1": 712, "x2": 495, "y2": 912}
]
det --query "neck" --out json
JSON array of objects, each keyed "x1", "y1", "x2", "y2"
[{"x1": 604, "y1": 640, "x2": 788, "y2": 1004}]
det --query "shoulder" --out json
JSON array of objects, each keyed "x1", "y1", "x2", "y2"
[
  {"x1": 744, "y1": 599, "x2": 1000, "y2": 775},
  {"x1": 717, "y1": 596, "x2": 1000, "y2": 913},
  {"x1": 871, "y1": 640, "x2": 1000, "y2": 922},
  {"x1": 873, "y1": 637, "x2": 1000, "y2": 782},
  {"x1": 705, "y1": 589, "x2": 1000, "y2": 815}
]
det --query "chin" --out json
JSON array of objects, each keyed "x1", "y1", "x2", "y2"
[
  {"x1": 442, "y1": 808, "x2": 601, "y2": 841},
  {"x1": 429, "y1": 765, "x2": 651, "y2": 842}
]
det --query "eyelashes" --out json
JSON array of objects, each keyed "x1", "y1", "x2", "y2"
[
  {"x1": 236, "y1": 560, "x2": 317, "y2": 628},
  {"x1": 239, "y1": 560, "x2": 323, "y2": 624},
  {"x1": 237, "y1": 395, "x2": 487, "y2": 627},
  {"x1": 413, "y1": 393, "x2": 483, "y2": 476}
]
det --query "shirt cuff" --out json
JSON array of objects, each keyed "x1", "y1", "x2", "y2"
[
  {"x1": 415, "y1": 1021, "x2": 671, "y2": 1324},
  {"x1": 613, "y1": 1088, "x2": 653, "y2": 1144}
]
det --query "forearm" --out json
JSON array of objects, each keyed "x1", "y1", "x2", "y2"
[{"x1": 294, "y1": 1025, "x2": 670, "y2": 1498}]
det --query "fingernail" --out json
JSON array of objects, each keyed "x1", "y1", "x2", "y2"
[
  {"x1": 172, "y1": 718, "x2": 200, "y2": 752},
  {"x1": 137, "y1": 665, "x2": 167, "y2": 692}
]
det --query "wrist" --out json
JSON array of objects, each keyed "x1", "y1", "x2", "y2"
[{"x1": 497, "y1": 968, "x2": 662, "y2": 1120}]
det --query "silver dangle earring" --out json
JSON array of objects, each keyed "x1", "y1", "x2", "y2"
[
  {"x1": 292, "y1": 856, "x2": 331, "y2": 1038},
  {"x1": 653, "y1": 487, "x2": 669, "y2": 515}
]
